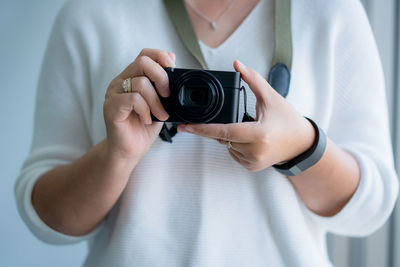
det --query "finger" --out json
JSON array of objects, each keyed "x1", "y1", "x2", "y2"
[
  {"x1": 139, "y1": 48, "x2": 176, "y2": 68},
  {"x1": 146, "y1": 121, "x2": 165, "y2": 137},
  {"x1": 119, "y1": 49, "x2": 176, "y2": 97},
  {"x1": 178, "y1": 122, "x2": 258, "y2": 143},
  {"x1": 104, "y1": 93, "x2": 152, "y2": 125},
  {"x1": 216, "y1": 139, "x2": 249, "y2": 155},
  {"x1": 133, "y1": 56, "x2": 171, "y2": 97},
  {"x1": 130, "y1": 93, "x2": 153, "y2": 125},
  {"x1": 233, "y1": 60, "x2": 270, "y2": 105},
  {"x1": 106, "y1": 76, "x2": 169, "y2": 121},
  {"x1": 167, "y1": 52, "x2": 176, "y2": 62},
  {"x1": 104, "y1": 93, "x2": 135, "y2": 123},
  {"x1": 120, "y1": 49, "x2": 175, "y2": 79},
  {"x1": 132, "y1": 76, "x2": 169, "y2": 121},
  {"x1": 214, "y1": 139, "x2": 250, "y2": 163},
  {"x1": 105, "y1": 78, "x2": 123, "y2": 100},
  {"x1": 228, "y1": 149, "x2": 252, "y2": 166}
]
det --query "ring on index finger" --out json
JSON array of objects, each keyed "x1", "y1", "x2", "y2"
[
  {"x1": 218, "y1": 139, "x2": 233, "y2": 149},
  {"x1": 226, "y1": 141, "x2": 233, "y2": 149}
]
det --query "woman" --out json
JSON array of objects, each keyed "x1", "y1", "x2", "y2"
[{"x1": 15, "y1": 0, "x2": 398, "y2": 266}]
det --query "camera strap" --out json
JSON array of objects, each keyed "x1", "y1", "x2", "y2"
[{"x1": 160, "y1": 0, "x2": 292, "y2": 142}]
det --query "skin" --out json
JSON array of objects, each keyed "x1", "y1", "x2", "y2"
[{"x1": 32, "y1": 0, "x2": 360, "y2": 236}]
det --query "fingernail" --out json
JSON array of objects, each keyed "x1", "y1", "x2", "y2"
[
  {"x1": 167, "y1": 53, "x2": 176, "y2": 68},
  {"x1": 168, "y1": 60, "x2": 176, "y2": 68},
  {"x1": 163, "y1": 87, "x2": 170, "y2": 97},
  {"x1": 168, "y1": 52, "x2": 176, "y2": 61},
  {"x1": 162, "y1": 112, "x2": 169, "y2": 121}
]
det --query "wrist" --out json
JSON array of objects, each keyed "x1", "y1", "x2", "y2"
[
  {"x1": 279, "y1": 116, "x2": 316, "y2": 164},
  {"x1": 101, "y1": 139, "x2": 139, "y2": 170},
  {"x1": 274, "y1": 117, "x2": 327, "y2": 176},
  {"x1": 297, "y1": 116, "x2": 317, "y2": 156}
]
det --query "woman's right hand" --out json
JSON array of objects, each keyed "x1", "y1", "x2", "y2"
[{"x1": 103, "y1": 48, "x2": 176, "y2": 161}]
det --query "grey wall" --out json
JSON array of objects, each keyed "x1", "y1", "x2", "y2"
[{"x1": 0, "y1": 1, "x2": 87, "y2": 266}]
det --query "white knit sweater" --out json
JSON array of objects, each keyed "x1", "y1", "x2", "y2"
[{"x1": 15, "y1": 0, "x2": 399, "y2": 266}]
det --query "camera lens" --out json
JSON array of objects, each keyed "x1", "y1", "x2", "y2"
[
  {"x1": 179, "y1": 86, "x2": 211, "y2": 107},
  {"x1": 171, "y1": 70, "x2": 225, "y2": 123}
]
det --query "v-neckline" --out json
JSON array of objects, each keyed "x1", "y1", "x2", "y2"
[{"x1": 198, "y1": 0, "x2": 263, "y2": 52}]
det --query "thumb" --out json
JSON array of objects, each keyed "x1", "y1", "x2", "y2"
[{"x1": 233, "y1": 60, "x2": 269, "y2": 104}]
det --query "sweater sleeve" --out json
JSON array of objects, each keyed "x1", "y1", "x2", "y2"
[
  {"x1": 301, "y1": 0, "x2": 399, "y2": 237},
  {"x1": 14, "y1": 0, "x2": 104, "y2": 244}
]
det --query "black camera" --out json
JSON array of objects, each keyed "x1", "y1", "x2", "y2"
[{"x1": 152, "y1": 67, "x2": 241, "y2": 123}]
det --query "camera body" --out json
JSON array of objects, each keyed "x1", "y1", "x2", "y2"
[{"x1": 153, "y1": 67, "x2": 241, "y2": 123}]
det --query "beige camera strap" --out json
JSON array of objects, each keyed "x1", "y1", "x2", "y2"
[
  {"x1": 163, "y1": 0, "x2": 292, "y2": 73},
  {"x1": 159, "y1": 0, "x2": 292, "y2": 142},
  {"x1": 163, "y1": 0, "x2": 208, "y2": 69}
]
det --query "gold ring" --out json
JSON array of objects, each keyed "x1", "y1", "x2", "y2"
[
  {"x1": 122, "y1": 78, "x2": 132, "y2": 93},
  {"x1": 226, "y1": 141, "x2": 232, "y2": 149}
]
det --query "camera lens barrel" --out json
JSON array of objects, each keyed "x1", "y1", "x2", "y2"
[{"x1": 172, "y1": 70, "x2": 225, "y2": 123}]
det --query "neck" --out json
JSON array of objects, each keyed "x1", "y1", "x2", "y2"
[{"x1": 186, "y1": 0, "x2": 236, "y2": 21}]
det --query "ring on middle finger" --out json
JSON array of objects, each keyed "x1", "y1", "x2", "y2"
[{"x1": 122, "y1": 78, "x2": 133, "y2": 93}]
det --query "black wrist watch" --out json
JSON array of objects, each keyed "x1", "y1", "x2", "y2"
[{"x1": 273, "y1": 117, "x2": 327, "y2": 176}]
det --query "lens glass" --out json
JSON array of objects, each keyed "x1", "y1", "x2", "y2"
[
  {"x1": 179, "y1": 86, "x2": 211, "y2": 107},
  {"x1": 172, "y1": 70, "x2": 224, "y2": 123}
]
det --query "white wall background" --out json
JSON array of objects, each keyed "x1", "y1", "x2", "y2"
[
  {"x1": 328, "y1": 0, "x2": 400, "y2": 266},
  {"x1": 0, "y1": 1, "x2": 87, "y2": 266},
  {"x1": 0, "y1": 0, "x2": 397, "y2": 267}
]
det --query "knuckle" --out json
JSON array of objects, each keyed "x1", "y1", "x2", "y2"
[
  {"x1": 136, "y1": 76, "x2": 148, "y2": 89},
  {"x1": 158, "y1": 51, "x2": 170, "y2": 62},
  {"x1": 252, "y1": 151, "x2": 264, "y2": 163},
  {"x1": 256, "y1": 130, "x2": 270, "y2": 145},
  {"x1": 139, "y1": 48, "x2": 149, "y2": 56},
  {"x1": 160, "y1": 72, "x2": 169, "y2": 87},
  {"x1": 154, "y1": 72, "x2": 169, "y2": 92},
  {"x1": 142, "y1": 104, "x2": 151, "y2": 115},
  {"x1": 137, "y1": 55, "x2": 150, "y2": 68},
  {"x1": 131, "y1": 92, "x2": 141, "y2": 103},
  {"x1": 133, "y1": 94, "x2": 150, "y2": 113},
  {"x1": 219, "y1": 128, "x2": 230, "y2": 140}
]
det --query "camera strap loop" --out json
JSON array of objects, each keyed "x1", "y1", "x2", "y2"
[
  {"x1": 159, "y1": 122, "x2": 179, "y2": 143},
  {"x1": 240, "y1": 86, "x2": 255, "y2": 122}
]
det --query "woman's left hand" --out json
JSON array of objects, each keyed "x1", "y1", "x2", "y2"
[{"x1": 177, "y1": 60, "x2": 316, "y2": 172}]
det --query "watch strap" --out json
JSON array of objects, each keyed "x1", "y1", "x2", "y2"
[{"x1": 273, "y1": 118, "x2": 327, "y2": 176}]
